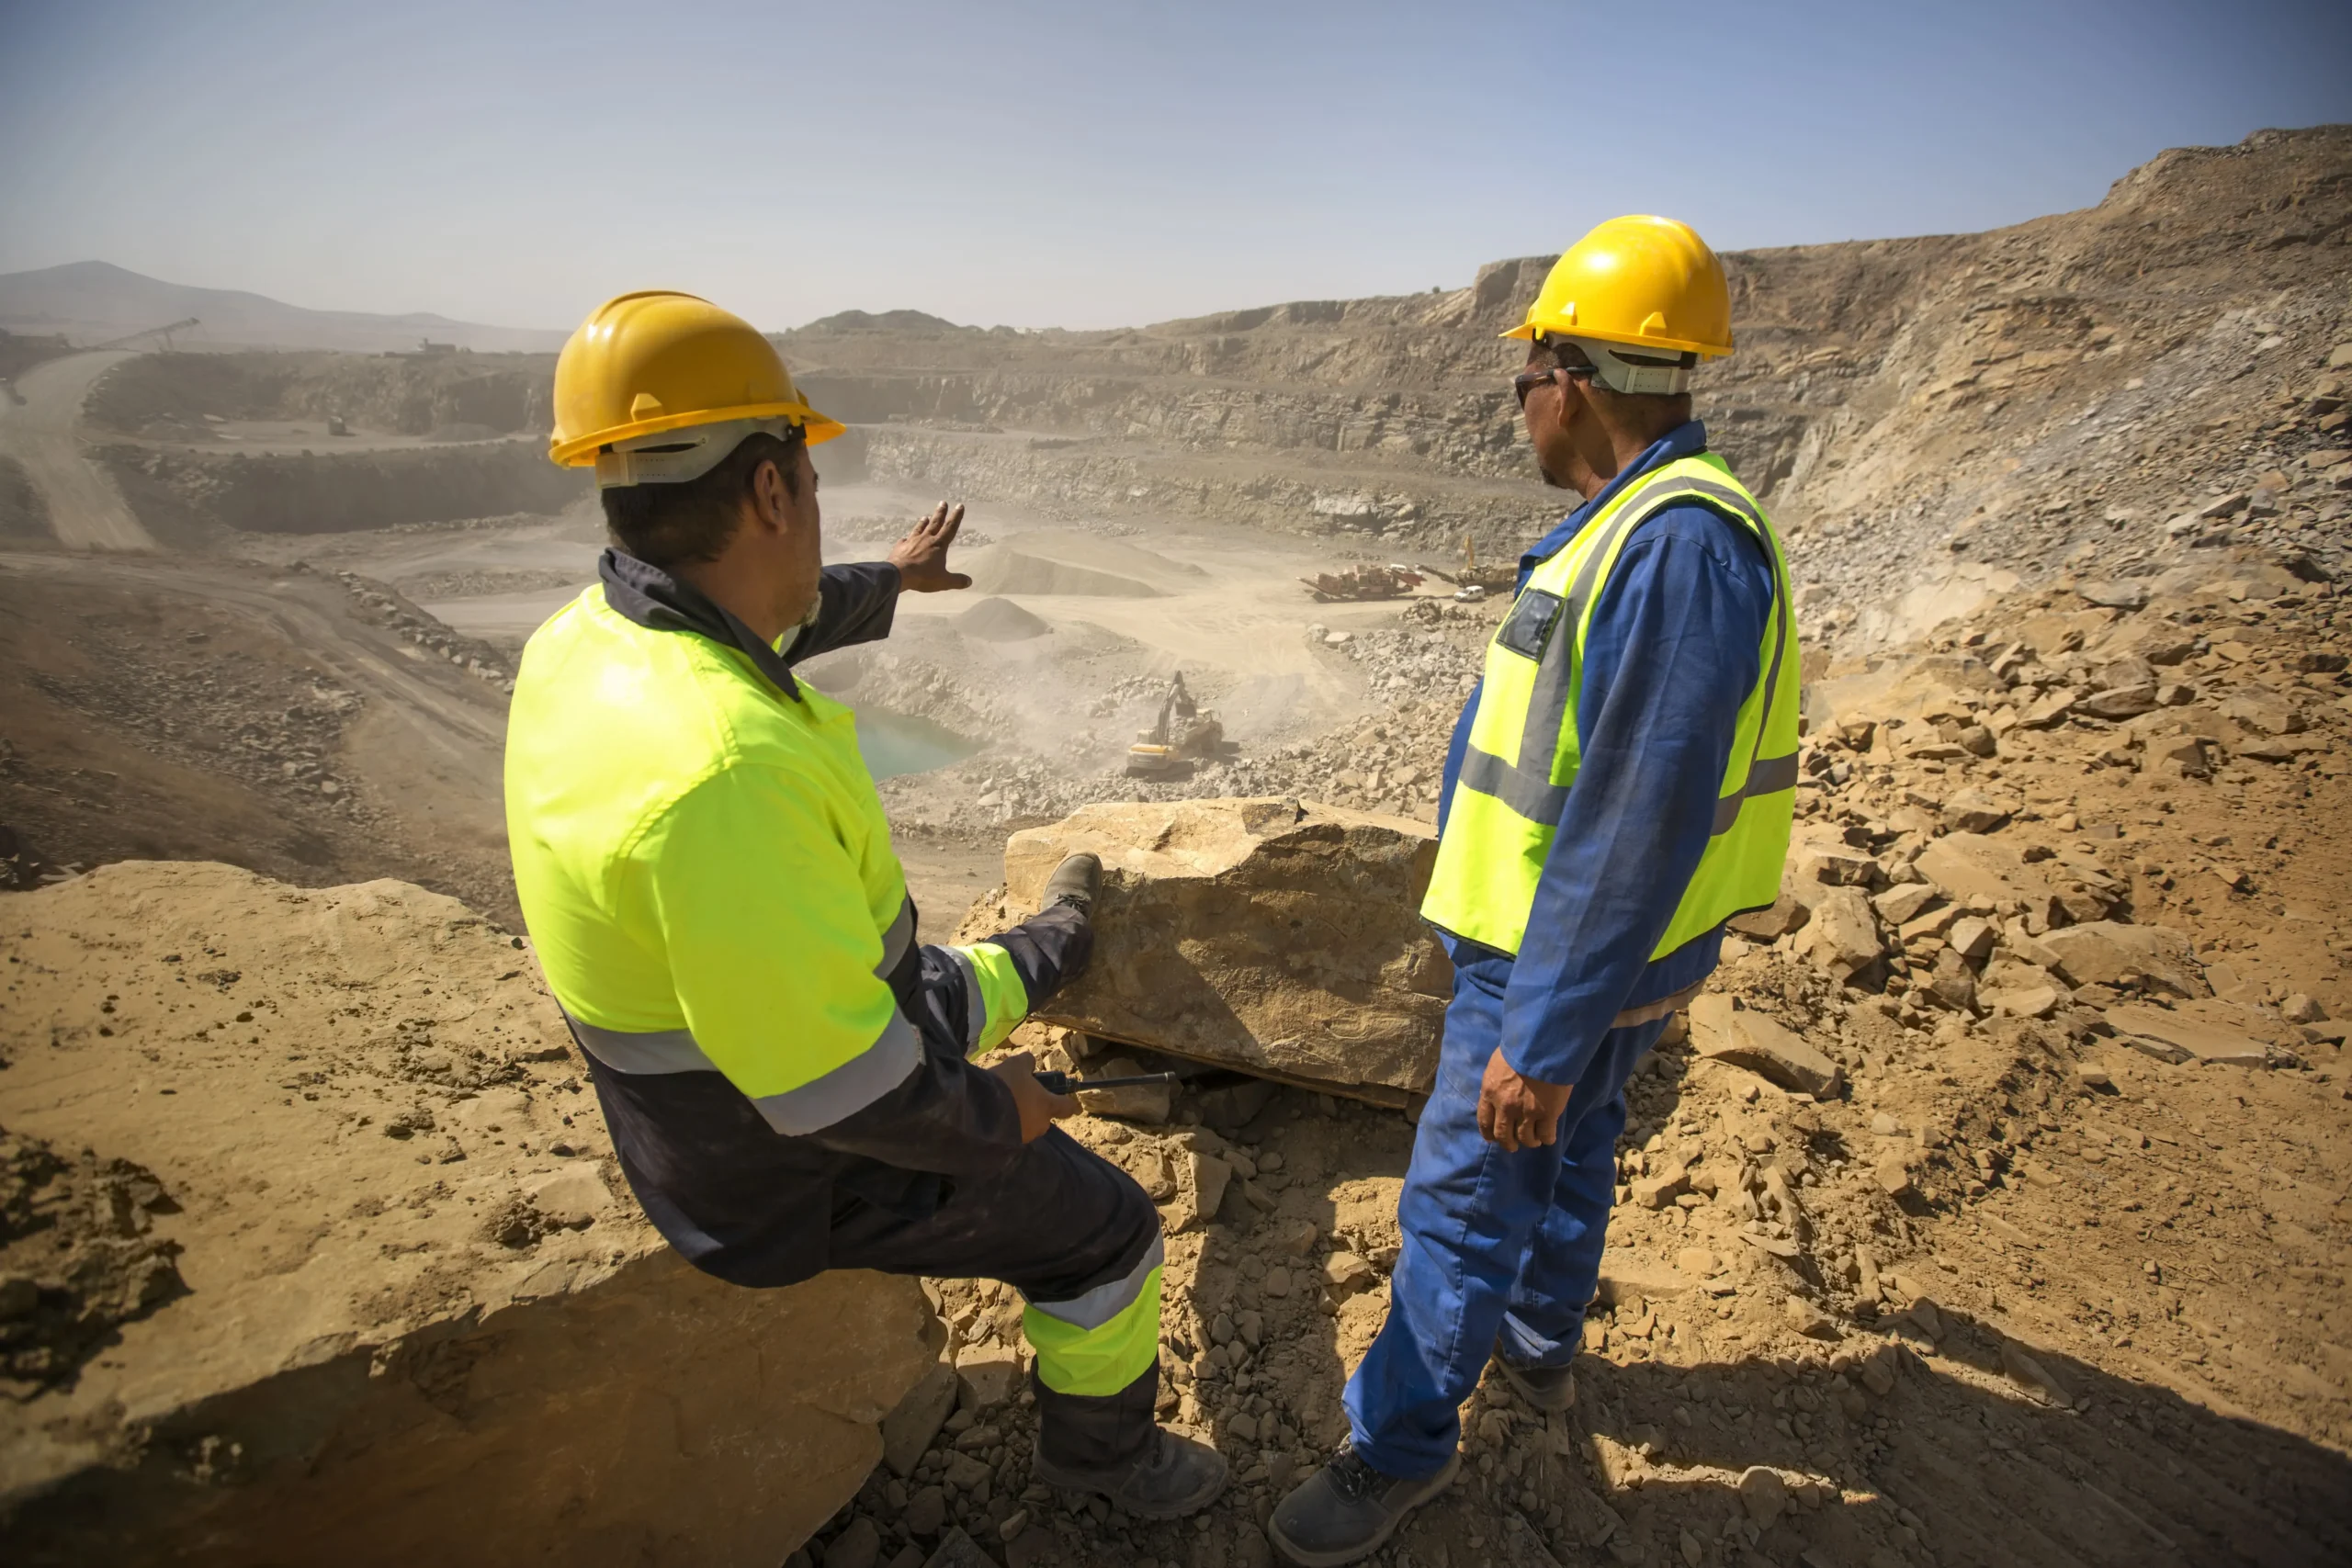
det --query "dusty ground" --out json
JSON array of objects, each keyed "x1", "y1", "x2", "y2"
[{"x1": 0, "y1": 862, "x2": 931, "y2": 1567}]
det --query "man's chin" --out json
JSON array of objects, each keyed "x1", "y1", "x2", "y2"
[{"x1": 1536, "y1": 462, "x2": 1571, "y2": 491}]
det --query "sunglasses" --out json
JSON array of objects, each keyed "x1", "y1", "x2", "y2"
[{"x1": 1512, "y1": 365, "x2": 1598, "y2": 406}]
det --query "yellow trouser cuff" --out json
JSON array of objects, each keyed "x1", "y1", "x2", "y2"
[{"x1": 1023, "y1": 1266, "x2": 1163, "y2": 1397}]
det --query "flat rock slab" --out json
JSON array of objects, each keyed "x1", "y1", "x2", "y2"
[
  {"x1": 2040, "y1": 920, "x2": 2208, "y2": 998},
  {"x1": 1688, "y1": 993, "x2": 1845, "y2": 1099},
  {"x1": 967, "y1": 798, "x2": 1453, "y2": 1106},
  {"x1": 0, "y1": 862, "x2": 934, "y2": 1568},
  {"x1": 2104, "y1": 1000, "x2": 2281, "y2": 1066}
]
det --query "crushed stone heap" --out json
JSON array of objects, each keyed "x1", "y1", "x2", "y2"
[
  {"x1": 0, "y1": 862, "x2": 933, "y2": 1568},
  {"x1": 958, "y1": 797, "x2": 1453, "y2": 1106}
]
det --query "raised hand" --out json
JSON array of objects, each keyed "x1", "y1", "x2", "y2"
[{"x1": 889, "y1": 501, "x2": 974, "y2": 592}]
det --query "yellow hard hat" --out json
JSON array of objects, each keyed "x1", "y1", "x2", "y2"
[
  {"x1": 548, "y1": 290, "x2": 845, "y2": 470},
  {"x1": 1505, "y1": 215, "x2": 1733, "y2": 359}
]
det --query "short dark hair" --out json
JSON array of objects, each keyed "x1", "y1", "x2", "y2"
[{"x1": 601, "y1": 430, "x2": 806, "y2": 568}]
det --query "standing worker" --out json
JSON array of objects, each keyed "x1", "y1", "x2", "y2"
[
  {"x1": 1271, "y1": 219, "x2": 1798, "y2": 1565},
  {"x1": 504, "y1": 292, "x2": 1227, "y2": 1527}
]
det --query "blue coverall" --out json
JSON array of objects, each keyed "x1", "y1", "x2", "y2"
[{"x1": 1343, "y1": 421, "x2": 1779, "y2": 1479}]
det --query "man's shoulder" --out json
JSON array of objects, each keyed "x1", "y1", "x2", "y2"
[{"x1": 1618, "y1": 491, "x2": 1775, "y2": 577}]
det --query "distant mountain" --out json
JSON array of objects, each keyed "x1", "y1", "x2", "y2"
[
  {"x1": 797, "y1": 308, "x2": 968, "y2": 335},
  {"x1": 0, "y1": 261, "x2": 568, "y2": 354}
]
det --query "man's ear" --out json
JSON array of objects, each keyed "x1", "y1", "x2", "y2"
[{"x1": 747, "y1": 457, "x2": 793, "y2": 531}]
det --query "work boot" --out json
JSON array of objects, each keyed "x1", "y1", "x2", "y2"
[
  {"x1": 1040, "y1": 852, "x2": 1102, "y2": 915},
  {"x1": 1032, "y1": 1426, "x2": 1228, "y2": 1519},
  {"x1": 1032, "y1": 1366, "x2": 1226, "y2": 1520},
  {"x1": 1490, "y1": 1343, "x2": 1577, "y2": 1412},
  {"x1": 1267, "y1": 1440, "x2": 1459, "y2": 1567}
]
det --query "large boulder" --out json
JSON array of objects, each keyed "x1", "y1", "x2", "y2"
[
  {"x1": 0, "y1": 863, "x2": 934, "y2": 1568},
  {"x1": 966, "y1": 798, "x2": 1452, "y2": 1106}
]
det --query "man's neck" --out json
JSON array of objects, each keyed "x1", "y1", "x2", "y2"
[
  {"x1": 673, "y1": 557, "x2": 789, "y2": 646},
  {"x1": 1572, "y1": 419, "x2": 1682, "y2": 501}
]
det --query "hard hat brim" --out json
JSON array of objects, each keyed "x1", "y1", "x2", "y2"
[
  {"x1": 549, "y1": 401, "x2": 846, "y2": 468},
  {"x1": 1501, "y1": 318, "x2": 1732, "y2": 357}
]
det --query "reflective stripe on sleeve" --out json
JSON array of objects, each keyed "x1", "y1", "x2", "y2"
[
  {"x1": 943, "y1": 941, "x2": 1030, "y2": 1057},
  {"x1": 747, "y1": 1009, "x2": 922, "y2": 1134},
  {"x1": 875, "y1": 895, "x2": 915, "y2": 978}
]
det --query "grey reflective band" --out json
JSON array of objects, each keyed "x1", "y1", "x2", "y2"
[
  {"x1": 876, "y1": 896, "x2": 915, "y2": 978},
  {"x1": 1611, "y1": 978, "x2": 1706, "y2": 1030},
  {"x1": 1670, "y1": 477, "x2": 1799, "y2": 840},
  {"x1": 1465, "y1": 475, "x2": 1771, "y2": 829},
  {"x1": 563, "y1": 1012, "x2": 718, "y2": 1075},
  {"x1": 1025, "y1": 1234, "x2": 1167, "y2": 1331},
  {"x1": 1709, "y1": 752, "x2": 1800, "y2": 832},
  {"x1": 1457, "y1": 743, "x2": 1569, "y2": 822},
  {"x1": 565, "y1": 1004, "x2": 922, "y2": 1136},
  {"x1": 942, "y1": 945, "x2": 989, "y2": 1054},
  {"x1": 749, "y1": 1010, "x2": 922, "y2": 1135}
]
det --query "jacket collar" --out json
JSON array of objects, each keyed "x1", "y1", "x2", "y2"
[
  {"x1": 597, "y1": 547, "x2": 803, "y2": 701},
  {"x1": 1520, "y1": 419, "x2": 1710, "y2": 578}
]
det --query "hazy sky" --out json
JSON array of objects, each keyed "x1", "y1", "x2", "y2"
[{"x1": 4, "y1": 0, "x2": 2346, "y2": 333}]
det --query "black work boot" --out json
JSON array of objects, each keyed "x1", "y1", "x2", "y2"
[
  {"x1": 1030, "y1": 1367, "x2": 1227, "y2": 1520},
  {"x1": 1268, "y1": 1440, "x2": 1459, "y2": 1567},
  {"x1": 1490, "y1": 1342, "x2": 1576, "y2": 1412},
  {"x1": 1040, "y1": 852, "x2": 1102, "y2": 915}
]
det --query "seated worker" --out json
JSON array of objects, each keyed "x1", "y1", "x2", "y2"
[{"x1": 503, "y1": 291, "x2": 1226, "y2": 1519}]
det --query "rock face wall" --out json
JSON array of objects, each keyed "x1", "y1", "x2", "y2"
[
  {"x1": 101, "y1": 438, "x2": 586, "y2": 537},
  {"x1": 971, "y1": 798, "x2": 1453, "y2": 1104},
  {"x1": 0, "y1": 862, "x2": 933, "y2": 1568}
]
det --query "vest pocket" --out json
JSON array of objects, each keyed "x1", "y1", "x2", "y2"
[{"x1": 1495, "y1": 587, "x2": 1565, "y2": 660}]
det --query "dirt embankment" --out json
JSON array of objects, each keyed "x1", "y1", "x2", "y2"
[
  {"x1": 0, "y1": 552, "x2": 516, "y2": 922},
  {"x1": 0, "y1": 862, "x2": 933, "y2": 1568}
]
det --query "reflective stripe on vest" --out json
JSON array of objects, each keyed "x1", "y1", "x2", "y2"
[{"x1": 1420, "y1": 455, "x2": 1799, "y2": 960}]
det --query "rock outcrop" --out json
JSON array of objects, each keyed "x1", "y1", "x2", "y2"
[
  {"x1": 0, "y1": 863, "x2": 934, "y2": 1568},
  {"x1": 963, "y1": 798, "x2": 1453, "y2": 1106}
]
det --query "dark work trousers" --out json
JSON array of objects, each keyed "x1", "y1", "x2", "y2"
[{"x1": 833, "y1": 904, "x2": 1165, "y2": 1468}]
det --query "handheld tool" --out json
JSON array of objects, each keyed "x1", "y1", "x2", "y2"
[{"x1": 1034, "y1": 1070, "x2": 1179, "y2": 1097}]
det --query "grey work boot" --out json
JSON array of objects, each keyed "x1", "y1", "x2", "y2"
[
  {"x1": 1032, "y1": 1426, "x2": 1228, "y2": 1519},
  {"x1": 1040, "y1": 852, "x2": 1102, "y2": 915},
  {"x1": 1490, "y1": 1343, "x2": 1577, "y2": 1412},
  {"x1": 1032, "y1": 1367, "x2": 1227, "y2": 1520},
  {"x1": 1268, "y1": 1441, "x2": 1460, "y2": 1567}
]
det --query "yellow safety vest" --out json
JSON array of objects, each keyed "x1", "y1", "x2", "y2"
[{"x1": 1420, "y1": 454, "x2": 1799, "y2": 958}]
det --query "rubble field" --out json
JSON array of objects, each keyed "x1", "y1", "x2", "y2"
[{"x1": 782, "y1": 552, "x2": 2352, "y2": 1568}]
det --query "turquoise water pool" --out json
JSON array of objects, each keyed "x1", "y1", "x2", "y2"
[{"x1": 856, "y1": 708, "x2": 979, "y2": 780}]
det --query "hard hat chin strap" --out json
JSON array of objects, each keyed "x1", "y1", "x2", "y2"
[
  {"x1": 1553, "y1": 335, "x2": 1698, "y2": 397},
  {"x1": 594, "y1": 417, "x2": 802, "y2": 489}
]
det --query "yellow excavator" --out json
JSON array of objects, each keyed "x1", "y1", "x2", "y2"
[{"x1": 1125, "y1": 671, "x2": 1224, "y2": 777}]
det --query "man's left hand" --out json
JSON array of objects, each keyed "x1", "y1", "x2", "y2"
[
  {"x1": 1476, "y1": 1048, "x2": 1572, "y2": 1153},
  {"x1": 891, "y1": 502, "x2": 974, "y2": 592}
]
